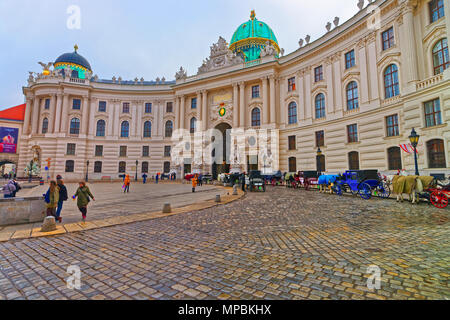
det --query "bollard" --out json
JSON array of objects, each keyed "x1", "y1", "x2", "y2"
[
  {"x1": 40, "y1": 216, "x2": 57, "y2": 232},
  {"x1": 232, "y1": 185, "x2": 238, "y2": 196},
  {"x1": 162, "y1": 203, "x2": 172, "y2": 213},
  {"x1": 215, "y1": 195, "x2": 221, "y2": 203}
]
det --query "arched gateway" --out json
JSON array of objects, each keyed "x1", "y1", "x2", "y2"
[{"x1": 211, "y1": 123, "x2": 232, "y2": 180}]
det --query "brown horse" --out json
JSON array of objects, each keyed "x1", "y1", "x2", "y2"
[{"x1": 392, "y1": 175, "x2": 435, "y2": 203}]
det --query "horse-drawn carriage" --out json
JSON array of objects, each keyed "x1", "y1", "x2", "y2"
[
  {"x1": 418, "y1": 178, "x2": 450, "y2": 209},
  {"x1": 249, "y1": 170, "x2": 266, "y2": 192},
  {"x1": 263, "y1": 170, "x2": 284, "y2": 186},
  {"x1": 297, "y1": 171, "x2": 319, "y2": 190},
  {"x1": 332, "y1": 170, "x2": 390, "y2": 200}
]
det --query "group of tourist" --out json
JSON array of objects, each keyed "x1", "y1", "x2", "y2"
[{"x1": 44, "y1": 175, "x2": 95, "y2": 223}]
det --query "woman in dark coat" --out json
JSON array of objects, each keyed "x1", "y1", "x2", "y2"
[{"x1": 73, "y1": 182, "x2": 95, "y2": 221}]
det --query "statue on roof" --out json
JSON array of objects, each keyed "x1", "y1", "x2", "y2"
[{"x1": 175, "y1": 67, "x2": 187, "y2": 80}]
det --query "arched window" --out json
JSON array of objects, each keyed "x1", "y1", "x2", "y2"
[
  {"x1": 65, "y1": 160, "x2": 74, "y2": 173},
  {"x1": 118, "y1": 161, "x2": 126, "y2": 173},
  {"x1": 346, "y1": 81, "x2": 359, "y2": 110},
  {"x1": 120, "y1": 121, "x2": 129, "y2": 138},
  {"x1": 384, "y1": 64, "x2": 400, "y2": 98},
  {"x1": 142, "y1": 161, "x2": 149, "y2": 173},
  {"x1": 315, "y1": 94, "x2": 326, "y2": 119},
  {"x1": 251, "y1": 108, "x2": 261, "y2": 127},
  {"x1": 96, "y1": 120, "x2": 106, "y2": 137},
  {"x1": 94, "y1": 161, "x2": 102, "y2": 173},
  {"x1": 288, "y1": 102, "x2": 297, "y2": 124},
  {"x1": 190, "y1": 117, "x2": 197, "y2": 134},
  {"x1": 288, "y1": 157, "x2": 297, "y2": 173},
  {"x1": 70, "y1": 118, "x2": 80, "y2": 135},
  {"x1": 427, "y1": 139, "x2": 446, "y2": 168},
  {"x1": 143, "y1": 121, "x2": 152, "y2": 138},
  {"x1": 165, "y1": 120, "x2": 173, "y2": 138},
  {"x1": 42, "y1": 118, "x2": 49, "y2": 134},
  {"x1": 432, "y1": 38, "x2": 449, "y2": 75},
  {"x1": 348, "y1": 152, "x2": 360, "y2": 170},
  {"x1": 387, "y1": 147, "x2": 402, "y2": 171}
]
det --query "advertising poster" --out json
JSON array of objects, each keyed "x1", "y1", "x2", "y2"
[{"x1": 0, "y1": 127, "x2": 19, "y2": 153}]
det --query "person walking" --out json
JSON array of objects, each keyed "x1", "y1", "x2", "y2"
[
  {"x1": 155, "y1": 173, "x2": 159, "y2": 184},
  {"x1": 55, "y1": 175, "x2": 68, "y2": 223},
  {"x1": 192, "y1": 174, "x2": 198, "y2": 193},
  {"x1": 240, "y1": 172, "x2": 246, "y2": 192},
  {"x1": 198, "y1": 174, "x2": 203, "y2": 187},
  {"x1": 142, "y1": 173, "x2": 148, "y2": 184},
  {"x1": 123, "y1": 174, "x2": 131, "y2": 193},
  {"x1": 12, "y1": 179, "x2": 21, "y2": 197},
  {"x1": 44, "y1": 180, "x2": 59, "y2": 217},
  {"x1": 73, "y1": 182, "x2": 95, "y2": 222},
  {"x1": 3, "y1": 180, "x2": 16, "y2": 198}
]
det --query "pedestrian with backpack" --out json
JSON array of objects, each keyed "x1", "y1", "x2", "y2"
[{"x1": 55, "y1": 175, "x2": 68, "y2": 223}]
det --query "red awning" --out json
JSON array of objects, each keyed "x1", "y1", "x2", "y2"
[{"x1": 0, "y1": 104, "x2": 26, "y2": 121}]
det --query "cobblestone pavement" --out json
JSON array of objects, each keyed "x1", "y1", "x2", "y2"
[{"x1": 0, "y1": 187, "x2": 448, "y2": 300}]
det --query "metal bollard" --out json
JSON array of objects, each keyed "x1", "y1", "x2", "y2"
[{"x1": 162, "y1": 203, "x2": 172, "y2": 213}]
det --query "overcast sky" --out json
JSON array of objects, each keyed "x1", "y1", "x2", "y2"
[{"x1": 0, "y1": 0, "x2": 358, "y2": 110}]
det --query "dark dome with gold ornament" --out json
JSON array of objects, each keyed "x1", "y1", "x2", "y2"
[{"x1": 53, "y1": 45, "x2": 92, "y2": 79}]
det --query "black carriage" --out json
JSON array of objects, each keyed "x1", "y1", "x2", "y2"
[
  {"x1": 332, "y1": 170, "x2": 390, "y2": 200},
  {"x1": 249, "y1": 170, "x2": 266, "y2": 192}
]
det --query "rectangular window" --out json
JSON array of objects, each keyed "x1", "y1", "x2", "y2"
[
  {"x1": 94, "y1": 161, "x2": 102, "y2": 173},
  {"x1": 382, "y1": 27, "x2": 395, "y2": 50},
  {"x1": 386, "y1": 114, "x2": 399, "y2": 137},
  {"x1": 72, "y1": 99, "x2": 81, "y2": 110},
  {"x1": 119, "y1": 146, "x2": 127, "y2": 157},
  {"x1": 315, "y1": 131, "x2": 324, "y2": 147},
  {"x1": 424, "y1": 98, "x2": 442, "y2": 127},
  {"x1": 191, "y1": 98, "x2": 197, "y2": 109},
  {"x1": 98, "y1": 101, "x2": 107, "y2": 112},
  {"x1": 164, "y1": 146, "x2": 171, "y2": 158},
  {"x1": 345, "y1": 50, "x2": 355, "y2": 69},
  {"x1": 314, "y1": 66, "x2": 323, "y2": 82},
  {"x1": 252, "y1": 85, "x2": 260, "y2": 98},
  {"x1": 288, "y1": 77, "x2": 296, "y2": 92},
  {"x1": 145, "y1": 103, "x2": 152, "y2": 113},
  {"x1": 166, "y1": 102, "x2": 173, "y2": 113},
  {"x1": 122, "y1": 102, "x2": 130, "y2": 113},
  {"x1": 95, "y1": 145, "x2": 103, "y2": 157},
  {"x1": 142, "y1": 146, "x2": 150, "y2": 157},
  {"x1": 67, "y1": 143, "x2": 76, "y2": 156},
  {"x1": 430, "y1": 0, "x2": 445, "y2": 23},
  {"x1": 288, "y1": 136, "x2": 296, "y2": 151},
  {"x1": 44, "y1": 98, "x2": 50, "y2": 110},
  {"x1": 347, "y1": 124, "x2": 358, "y2": 143}
]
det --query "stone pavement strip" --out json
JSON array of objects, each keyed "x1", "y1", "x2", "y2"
[{"x1": 0, "y1": 187, "x2": 448, "y2": 300}]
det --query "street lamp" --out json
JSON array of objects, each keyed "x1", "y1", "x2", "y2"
[
  {"x1": 135, "y1": 160, "x2": 138, "y2": 181},
  {"x1": 409, "y1": 128, "x2": 420, "y2": 176},
  {"x1": 28, "y1": 159, "x2": 33, "y2": 183},
  {"x1": 86, "y1": 160, "x2": 90, "y2": 182},
  {"x1": 316, "y1": 147, "x2": 322, "y2": 176}
]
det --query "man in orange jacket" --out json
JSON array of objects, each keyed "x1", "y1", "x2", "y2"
[
  {"x1": 192, "y1": 174, "x2": 198, "y2": 193},
  {"x1": 124, "y1": 174, "x2": 131, "y2": 193}
]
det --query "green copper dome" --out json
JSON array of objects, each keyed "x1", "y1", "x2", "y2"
[{"x1": 229, "y1": 10, "x2": 280, "y2": 62}]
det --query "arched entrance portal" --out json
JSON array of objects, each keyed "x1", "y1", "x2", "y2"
[
  {"x1": 0, "y1": 160, "x2": 16, "y2": 178},
  {"x1": 212, "y1": 123, "x2": 232, "y2": 180}
]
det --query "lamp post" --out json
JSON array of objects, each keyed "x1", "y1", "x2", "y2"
[
  {"x1": 316, "y1": 147, "x2": 322, "y2": 177},
  {"x1": 409, "y1": 128, "x2": 420, "y2": 176},
  {"x1": 85, "y1": 160, "x2": 90, "y2": 182},
  {"x1": 135, "y1": 160, "x2": 138, "y2": 181},
  {"x1": 28, "y1": 160, "x2": 33, "y2": 183}
]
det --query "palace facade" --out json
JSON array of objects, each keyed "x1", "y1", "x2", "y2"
[{"x1": 15, "y1": 0, "x2": 450, "y2": 180}]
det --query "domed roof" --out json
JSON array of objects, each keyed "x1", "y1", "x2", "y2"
[
  {"x1": 54, "y1": 45, "x2": 92, "y2": 71},
  {"x1": 229, "y1": 10, "x2": 279, "y2": 54}
]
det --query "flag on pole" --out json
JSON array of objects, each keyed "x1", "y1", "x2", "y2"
[{"x1": 399, "y1": 143, "x2": 418, "y2": 154}]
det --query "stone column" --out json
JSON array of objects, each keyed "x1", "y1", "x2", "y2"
[
  {"x1": 296, "y1": 71, "x2": 305, "y2": 121},
  {"x1": 202, "y1": 90, "x2": 208, "y2": 131},
  {"x1": 366, "y1": 33, "x2": 379, "y2": 101},
  {"x1": 444, "y1": 0, "x2": 450, "y2": 80},
  {"x1": 325, "y1": 58, "x2": 334, "y2": 114},
  {"x1": 60, "y1": 94, "x2": 69, "y2": 134},
  {"x1": 401, "y1": 2, "x2": 419, "y2": 86},
  {"x1": 53, "y1": 93, "x2": 63, "y2": 133},
  {"x1": 262, "y1": 77, "x2": 269, "y2": 125},
  {"x1": 357, "y1": 39, "x2": 369, "y2": 104},
  {"x1": 304, "y1": 67, "x2": 312, "y2": 120},
  {"x1": 88, "y1": 97, "x2": 96, "y2": 136},
  {"x1": 233, "y1": 84, "x2": 239, "y2": 128},
  {"x1": 113, "y1": 100, "x2": 120, "y2": 137},
  {"x1": 179, "y1": 95, "x2": 185, "y2": 129},
  {"x1": 23, "y1": 95, "x2": 33, "y2": 135},
  {"x1": 333, "y1": 54, "x2": 343, "y2": 113},
  {"x1": 107, "y1": 99, "x2": 114, "y2": 137},
  {"x1": 269, "y1": 75, "x2": 276, "y2": 125},
  {"x1": 131, "y1": 102, "x2": 137, "y2": 137},
  {"x1": 136, "y1": 101, "x2": 143, "y2": 138},
  {"x1": 153, "y1": 100, "x2": 159, "y2": 136},
  {"x1": 159, "y1": 100, "x2": 164, "y2": 136},
  {"x1": 31, "y1": 97, "x2": 40, "y2": 134},
  {"x1": 279, "y1": 77, "x2": 287, "y2": 125},
  {"x1": 197, "y1": 92, "x2": 202, "y2": 127},
  {"x1": 239, "y1": 82, "x2": 245, "y2": 127},
  {"x1": 48, "y1": 94, "x2": 56, "y2": 133},
  {"x1": 81, "y1": 95, "x2": 89, "y2": 135},
  {"x1": 174, "y1": 96, "x2": 180, "y2": 130}
]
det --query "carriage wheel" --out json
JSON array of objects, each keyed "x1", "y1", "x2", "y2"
[
  {"x1": 333, "y1": 184, "x2": 343, "y2": 196},
  {"x1": 358, "y1": 183, "x2": 372, "y2": 200},
  {"x1": 376, "y1": 182, "x2": 391, "y2": 199},
  {"x1": 430, "y1": 191, "x2": 448, "y2": 209}
]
